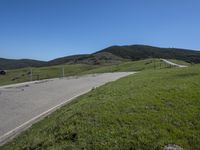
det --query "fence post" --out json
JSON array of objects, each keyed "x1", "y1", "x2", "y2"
[
  {"x1": 30, "y1": 68, "x2": 33, "y2": 81},
  {"x1": 62, "y1": 66, "x2": 65, "y2": 77}
]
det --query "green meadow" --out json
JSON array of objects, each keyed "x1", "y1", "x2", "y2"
[
  {"x1": 0, "y1": 59, "x2": 167, "y2": 86},
  {"x1": 1, "y1": 59, "x2": 199, "y2": 149}
]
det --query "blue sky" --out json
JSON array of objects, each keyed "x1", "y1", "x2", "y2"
[{"x1": 0, "y1": 0, "x2": 200, "y2": 60}]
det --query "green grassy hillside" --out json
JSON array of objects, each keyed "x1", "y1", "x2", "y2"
[
  {"x1": 1, "y1": 63, "x2": 199, "y2": 149},
  {"x1": 168, "y1": 59, "x2": 191, "y2": 66},
  {"x1": 84, "y1": 58, "x2": 169, "y2": 74},
  {"x1": 0, "y1": 59, "x2": 168, "y2": 86},
  {"x1": 0, "y1": 64, "x2": 97, "y2": 86}
]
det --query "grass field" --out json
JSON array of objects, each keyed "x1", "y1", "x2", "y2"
[
  {"x1": 0, "y1": 64, "x2": 97, "y2": 86},
  {"x1": 168, "y1": 59, "x2": 192, "y2": 66},
  {"x1": 0, "y1": 59, "x2": 169, "y2": 86},
  {"x1": 1, "y1": 62, "x2": 200, "y2": 149}
]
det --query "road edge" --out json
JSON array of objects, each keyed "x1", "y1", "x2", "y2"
[{"x1": 0, "y1": 72, "x2": 135, "y2": 146}]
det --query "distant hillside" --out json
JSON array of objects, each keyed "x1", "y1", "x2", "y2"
[
  {"x1": 47, "y1": 54, "x2": 90, "y2": 66},
  {"x1": 48, "y1": 45, "x2": 200, "y2": 66},
  {"x1": 0, "y1": 58, "x2": 46, "y2": 70},
  {"x1": 1, "y1": 45, "x2": 200, "y2": 70},
  {"x1": 97, "y1": 45, "x2": 200, "y2": 63},
  {"x1": 48, "y1": 52, "x2": 124, "y2": 66}
]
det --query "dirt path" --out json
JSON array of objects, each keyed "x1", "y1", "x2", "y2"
[{"x1": 161, "y1": 59, "x2": 187, "y2": 68}]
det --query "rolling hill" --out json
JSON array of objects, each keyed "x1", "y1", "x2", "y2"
[
  {"x1": 0, "y1": 58, "x2": 46, "y2": 70},
  {"x1": 1, "y1": 45, "x2": 200, "y2": 70},
  {"x1": 47, "y1": 52, "x2": 124, "y2": 66},
  {"x1": 96, "y1": 45, "x2": 200, "y2": 63}
]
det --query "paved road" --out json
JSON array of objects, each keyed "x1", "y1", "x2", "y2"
[
  {"x1": 0, "y1": 72, "x2": 133, "y2": 145},
  {"x1": 161, "y1": 59, "x2": 187, "y2": 68}
]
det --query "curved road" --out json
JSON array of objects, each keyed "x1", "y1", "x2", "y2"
[{"x1": 0, "y1": 72, "x2": 134, "y2": 145}]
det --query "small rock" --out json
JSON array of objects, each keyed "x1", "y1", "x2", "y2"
[{"x1": 164, "y1": 144, "x2": 183, "y2": 150}]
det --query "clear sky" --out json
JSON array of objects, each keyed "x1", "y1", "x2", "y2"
[{"x1": 0, "y1": 0, "x2": 200, "y2": 60}]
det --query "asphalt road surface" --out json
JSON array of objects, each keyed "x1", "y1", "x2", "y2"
[{"x1": 0, "y1": 72, "x2": 133, "y2": 145}]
